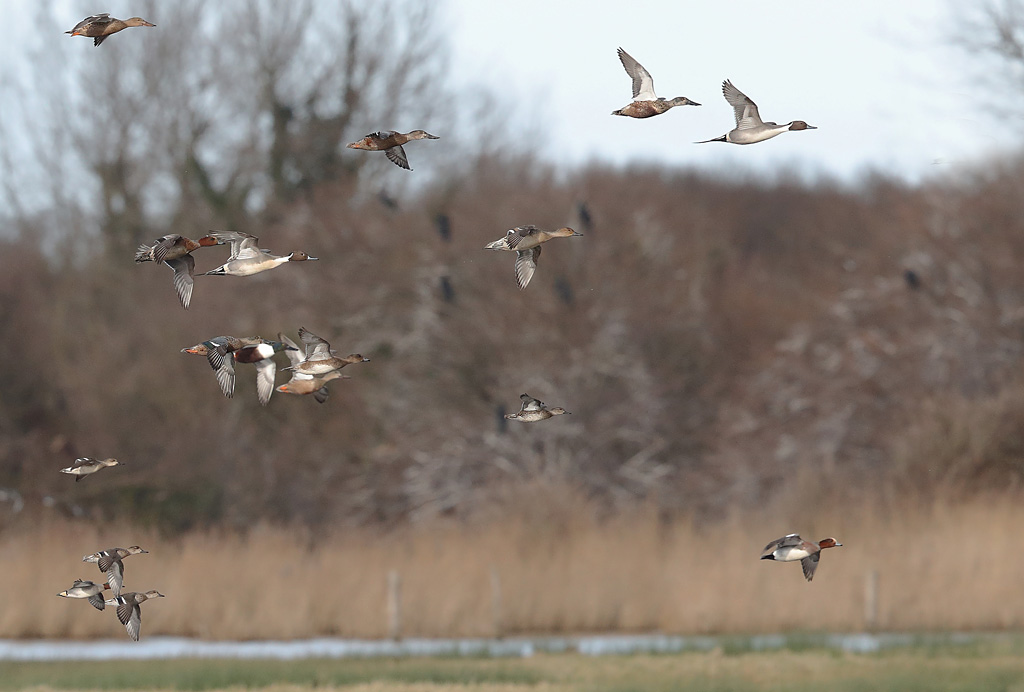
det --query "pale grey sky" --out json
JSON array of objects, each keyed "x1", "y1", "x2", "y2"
[
  {"x1": 0, "y1": 1, "x2": 1005, "y2": 185},
  {"x1": 445, "y1": 0, "x2": 999, "y2": 182}
]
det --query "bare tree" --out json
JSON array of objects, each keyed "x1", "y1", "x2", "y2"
[{"x1": 0, "y1": 0, "x2": 454, "y2": 255}]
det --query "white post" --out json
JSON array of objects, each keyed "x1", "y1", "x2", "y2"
[
  {"x1": 490, "y1": 566, "x2": 502, "y2": 639},
  {"x1": 387, "y1": 569, "x2": 402, "y2": 640},
  {"x1": 864, "y1": 569, "x2": 878, "y2": 631}
]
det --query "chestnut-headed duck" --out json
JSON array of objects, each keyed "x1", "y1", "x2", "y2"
[
  {"x1": 104, "y1": 590, "x2": 165, "y2": 641},
  {"x1": 346, "y1": 130, "x2": 439, "y2": 170},
  {"x1": 202, "y1": 231, "x2": 317, "y2": 277},
  {"x1": 611, "y1": 47, "x2": 700, "y2": 118},
  {"x1": 135, "y1": 234, "x2": 221, "y2": 309},
  {"x1": 66, "y1": 14, "x2": 155, "y2": 46},
  {"x1": 82, "y1": 546, "x2": 148, "y2": 596},
  {"x1": 760, "y1": 534, "x2": 842, "y2": 582},
  {"x1": 697, "y1": 80, "x2": 816, "y2": 145},
  {"x1": 60, "y1": 457, "x2": 119, "y2": 482},
  {"x1": 504, "y1": 393, "x2": 571, "y2": 422},
  {"x1": 484, "y1": 226, "x2": 582, "y2": 290},
  {"x1": 275, "y1": 332, "x2": 350, "y2": 403},
  {"x1": 284, "y1": 327, "x2": 370, "y2": 377},
  {"x1": 57, "y1": 579, "x2": 111, "y2": 610},
  {"x1": 182, "y1": 336, "x2": 295, "y2": 405}
]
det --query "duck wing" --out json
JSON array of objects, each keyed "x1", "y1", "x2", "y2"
[
  {"x1": 70, "y1": 13, "x2": 109, "y2": 32},
  {"x1": 515, "y1": 246, "x2": 541, "y2": 290},
  {"x1": 205, "y1": 344, "x2": 236, "y2": 398},
  {"x1": 385, "y1": 145, "x2": 411, "y2": 170},
  {"x1": 761, "y1": 533, "x2": 802, "y2": 556},
  {"x1": 504, "y1": 226, "x2": 539, "y2": 251},
  {"x1": 313, "y1": 386, "x2": 331, "y2": 404},
  {"x1": 116, "y1": 601, "x2": 142, "y2": 641},
  {"x1": 722, "y1": 80, "x2": 763, "y2": 130},
  {"x1": 104, "y1": 559, "x2": 124, "y2": 596},
  {"x1": 617, "y1": 48, "x2": 657, "y2": 101},
  {"x1": 298, "y1": 327, "x2": 333, "y2": 359},
  {"x1": 165, "y1": 256, "x2": 195, "y2": 310},
  {"x1": 519, "y1": 393, "x2": 545, "y2": 412},
  {"x1": 87, "y1": 593, "x2": 106, "y2": 611},
  {"x1": 253, "y1": 358, "x2": 277, "y2": 406},
  {"x1": 278, "y1": 334, "x2": 304, "y2": 367},
  {"x1": 149, "y1": 235, "x2": 183, "y2": 264},
  {"x1": 800, "y1": 553, "x2": 820, "y2": 581},
  {"x1": 209, "y1": 231, "x2": 259, "y2": 260}
]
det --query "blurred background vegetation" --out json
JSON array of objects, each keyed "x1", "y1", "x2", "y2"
[{"x1": 3, "y1": 0, "x2": 1024, "y2": 539}]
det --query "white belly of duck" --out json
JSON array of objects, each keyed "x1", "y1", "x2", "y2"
[{"x1": 772, "y1": 546, "x2": 813, "y2": 561}]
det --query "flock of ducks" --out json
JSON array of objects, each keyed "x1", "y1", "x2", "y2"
[
  {"x1": 57, "y1": 546, "x2": 161, "y2": 640},
  {"x1": 55, "y1": 14, "x2": 837, "y2": 641}
]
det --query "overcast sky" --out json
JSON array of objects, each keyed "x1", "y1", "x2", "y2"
[
  {"x1": 445, "y1": 0, "x2": 1002, "y2": 182},
  {"x1": 0, "y1": 1, "x2": 1007, "y2": 186}
]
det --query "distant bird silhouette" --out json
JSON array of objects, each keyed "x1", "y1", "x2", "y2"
[
  {"x1": 440, "y1": 276, "x2": 455, "y2": 303},
  {"x1": 577, "y1": 203, "x2": 593, "y2": 233},
  {"x1": 377, "y1": 189, "x2": 399, "y2": 211},
  {"x1": 496, "y1": 404, "x2": 508, "y2": 434},
  {"x1": 903, "y1": 269, "x2": 921, "y2": 290},
  {"x1": 554, "y1": 276, "x2": 574, "y2": 306},
  {"x1": 435, "y1": 214, "x2": 452, "y2": 242}
]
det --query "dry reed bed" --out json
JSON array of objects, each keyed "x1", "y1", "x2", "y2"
[{"x1": 4, "y1": 497, "x2": 1021, "y2": 640}]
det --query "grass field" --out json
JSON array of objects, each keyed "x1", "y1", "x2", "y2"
[
  {"x1": 6, "y1": 645, "x2": 1024, "y2": 692},
  {"x1": 6, "y1": 496, "x2": 1024, "y2": 640}
]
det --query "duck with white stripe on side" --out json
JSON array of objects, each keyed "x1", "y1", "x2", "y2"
[
  {"x1": 82, "y1": 546, "x2": 149, "y2": 595},
  {"x1": 104, "y1": 590, "x2": 165, "y2": 641},
  {"x1": 697, "y1": 80, "x2": 816, "y2": 145},
  {"x1": 202, "y1": 231, "x2": 318, "y2": 277}
]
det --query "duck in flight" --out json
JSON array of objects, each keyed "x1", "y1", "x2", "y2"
[
  {"x1": 504, "y1": 393, "x2": 571, "y2": 422},
  {"x1": 346, "y1": 130, "x2": 440, "y2": 170},
  {"x1": 611, "y1": 47, "x2": 700, "y2": 118},
  {"x1": 65, "y1": 14, "x2": 155, "y2": 46},
  {"x1": 697, "y1": 80, "x2": 816, "y2": 145},
  {"x1": 484, "y1": 226, "x2": 582, "y2": 290},
  {"x1": 202, "y1": 231, "x2": 317, "y2": 277},
  {"x1": 135, "y1": 234, "x2": 221, "y2": 309}
]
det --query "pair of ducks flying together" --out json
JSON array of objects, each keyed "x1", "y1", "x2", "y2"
[
  {"x1": 135, "y1": 230, "x2": 317, "y2": 309},
  {"x1": 613, "y1": 47, "x2": 816, "y2": 144}
]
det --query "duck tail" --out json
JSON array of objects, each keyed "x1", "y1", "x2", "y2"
[
  {"x1": 695, "y1": 135, "x2": 727, "y2": 144},
  {"x1": 134, "y1": 245, "x2": 153, "y2": 263},
  {"x1": 203, "y1": 267, "x2": 226, "y2": 276}
]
